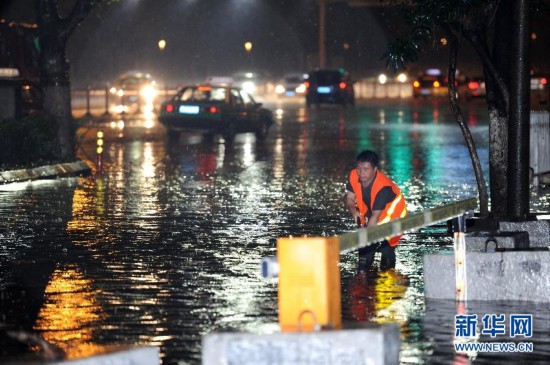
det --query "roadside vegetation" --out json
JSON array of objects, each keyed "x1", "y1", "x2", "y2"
[{"x1": 0, "y1": 114, "x2": 73, "y2": 171}]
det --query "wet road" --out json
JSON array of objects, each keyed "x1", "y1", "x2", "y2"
[{"x1": 1, "y1": 98, "x2": 549, "y2": 364}]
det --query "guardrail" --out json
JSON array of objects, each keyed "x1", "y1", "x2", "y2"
[
  {"x1": 69, "y1": 80, "x2": 414, "y2": 116},
  {"x1": 70, "y1": 87, "x2": 178, "y2": 116}
]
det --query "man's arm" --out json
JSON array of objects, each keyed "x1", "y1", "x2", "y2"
[
  {"x1": 345, "y1": 191, "x2": 361, "y2": 223},
  {"x1": 367, "y1": 210, "x2": 382, "y2": 227}
]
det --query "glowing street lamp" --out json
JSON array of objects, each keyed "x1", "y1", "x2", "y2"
[
  {"x1": 244, "y1": 41, "x2": 253, "y2": 53},
  {"x1": 158, "y1": 39, "x2": 166, "y2": 51}
]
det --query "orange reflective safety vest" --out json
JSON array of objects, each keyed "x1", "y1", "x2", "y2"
[{"x1": 349, "y1": 169, "x2": 408, "y2": 246}]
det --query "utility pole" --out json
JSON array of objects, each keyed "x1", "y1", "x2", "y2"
[
  {"x1": 507, "y1": 0, "x2": 531, "y2": 220},
  {"x1": 318, "y1": 0, "x2": 327, "y2": 69}
]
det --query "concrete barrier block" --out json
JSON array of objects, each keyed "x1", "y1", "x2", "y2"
[
  {"x1": 465, "y1": 231, "x2": 530, "y2": 251},
  {"x1": 50, "y1": 346, "x2": 160, "y2": 365},
  {"x1": 499, "y1": 220, "x2": 550, "y2": 248},
  {"x1": 424, "y1": 251, "x2": 550, "y2": 302},
  {"x1": 202, "y1": 324, "x2": 400, "y2": 365},
  {"x1": 423, "y1": 254, "x2": 456, "y2": 299}
]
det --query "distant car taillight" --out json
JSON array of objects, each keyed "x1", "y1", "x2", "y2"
[
  {"x1": 433, "y1": 81, "x2": 441, "y2": 88},
  {"x1": 304, "y1": 81, "x2": 310, "y2": 89},
  {"x1": 339, "y1": 82, "x2": 346, "y2": 90},
  {"x1": 202, "y1": 106, "x2": 219, "y2": 114},
  {"x1": 468, "y1": 81, "x2": 480, "y2": 90},
  {"x1": 165, "y1": 104, "x2": 174, "y2": 112},
  {"x1": 413, "y1": 81, "x2": 420, "y2": 88},
  {"x1": 541, "y1": 78, "x2": 547, "y2": 86}
]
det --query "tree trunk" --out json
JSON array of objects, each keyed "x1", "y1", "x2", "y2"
[
  {"x1": 485, "y1": 101, "x2": 508, "y2": 218},
  {"x1": 446, "y1": 38, "x2": 489, "y2": 216},
  {"x1": 40, "y1": 44, "x2": 74, "y2": 160},
  {"x1": 34, "y1": 0, "x2": 95, "y2": 161},
  {"x1": 464, "y1": 27, "x2": 511, "y2": 219}
]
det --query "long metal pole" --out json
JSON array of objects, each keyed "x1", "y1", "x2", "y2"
[
  {"x1": 339, "y1": 197, "x2": 477, "y2": 253},
  {"x1": 318, "y1": 0, "x2": 327, "y2": 69},
  {"x1": 507, "y1": 0, "x2": 531, "y2": 220}
]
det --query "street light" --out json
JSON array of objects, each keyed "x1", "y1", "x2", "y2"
[
  {"x1": 158, "y1": 39, "x2": 166, "y2": 51},
  {"x1": 244, "y1": 41, "x2": 253, "y2": 53}
]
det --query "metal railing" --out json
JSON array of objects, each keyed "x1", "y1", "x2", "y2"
[{"x1": 339, "y1": 197, "x2": 478, "y2": 253}]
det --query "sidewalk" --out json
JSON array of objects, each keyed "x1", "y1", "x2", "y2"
[{"x1": 0, "y1": 160, "x2": 91, "y2": 185}]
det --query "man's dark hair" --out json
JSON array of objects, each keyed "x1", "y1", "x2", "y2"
[{"x1": 355, "y1": 150, "x2": 379, "y2": 167}]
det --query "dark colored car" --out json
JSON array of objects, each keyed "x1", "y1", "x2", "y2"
[
  {"x1": 457, "y1": 76, "x2": 486, "y2": 100},
  {"x1": 304, "y1": 69, "x2": 355, "y2": 106},
  {"x1": 231, "y1": 71, "x2": 272, "y2": 97},
  {"x1": 109, "y1": 71, "x2": 158, "y2": 113},
  {"x1": 412, "y1": 73, "x2": 448, "y2": 98},
  {"x1": 158, "y1": 84, "x2": 273, "y2": 140},
  {"x1": 531, "y1": 74, "x2": 549, "y2": 108},
  {"x1": 275, "y1": 73, "x2": 307, "y2": 98}
]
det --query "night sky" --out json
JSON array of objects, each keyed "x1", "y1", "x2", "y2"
[
  {"x1": 64, "y1": 0, "x2": 417, "y2": 87},
  {"x1": 1, "y1": 0, "x2": 548, "y2": 88}
]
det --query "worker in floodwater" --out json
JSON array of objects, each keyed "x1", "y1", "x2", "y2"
[{"x1": 345, "y1": 150, "x2": 408, "y2": 272}]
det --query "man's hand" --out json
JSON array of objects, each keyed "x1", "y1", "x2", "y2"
[{"x1": 346, "y1": 191, "x2": 361, "y2": 222}]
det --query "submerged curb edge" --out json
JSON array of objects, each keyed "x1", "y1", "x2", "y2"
[{"x1": 0, "y1": 160, "x2": 92, "y2": 185}]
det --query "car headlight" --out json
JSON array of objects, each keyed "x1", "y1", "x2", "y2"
[
  {"x1": 275, "y1": 84, "x2": 285, "y2": 94},
  {"x1": 140, "y1": 85, "x2": 158, "y2": 101},
  {"x1": 242, "y1": 81, "x2": 256, "y2": 94},
  {"x1": 296, "y1": 83, "x2": 306, "y2": 94}
]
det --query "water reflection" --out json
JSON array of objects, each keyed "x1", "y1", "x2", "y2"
[
  {"x1": 345, "y1": 269, "x2": 409, "y2": 324},
  {"x1": 34, "y1": 264, "x2": 107, "y2": 359}
]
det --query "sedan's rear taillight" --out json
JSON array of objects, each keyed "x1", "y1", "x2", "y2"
[
  {"x1": 339, "y1": 82, "x2": 346, "y2": 90},
  {"x1": 203, "y1": 106, "x2": 220, "y2": 114},
  {"x1": 304, "y1": 81, "x2": 310, "y2": 89},
  {"x1": 468, "y1": 81, "x2": 480, "y2": 90},
  {"x1": 165, "y1": 104, "x2": 174, "y2": 112}
]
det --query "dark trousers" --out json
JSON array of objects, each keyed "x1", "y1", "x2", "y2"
[{"x1": 358, "y1": 240, "x2": 396, "y2": 271}]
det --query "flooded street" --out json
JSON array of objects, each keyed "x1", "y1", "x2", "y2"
[{"x1": 1, "y1": 99, "x2": 549, "y2": 364}]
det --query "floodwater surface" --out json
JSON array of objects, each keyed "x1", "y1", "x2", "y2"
[{"x1": 1, "y1": 99, "x2": 549, "y2": 364}]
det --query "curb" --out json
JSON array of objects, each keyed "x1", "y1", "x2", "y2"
[{"x1": 0, "y1": 160, "x2": 91, "y2": 185}]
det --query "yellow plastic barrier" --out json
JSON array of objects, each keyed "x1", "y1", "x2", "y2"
[{"x1": 277, "y1": 236, "x2": 341, "y2": 332}]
